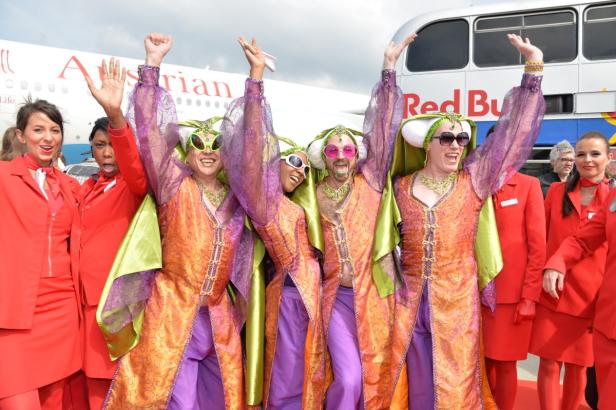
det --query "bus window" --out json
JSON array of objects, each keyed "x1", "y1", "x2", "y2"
[
  {"x1": 406, "y1": 19, "x2": 469, "y2": 72},
  {"x1": 583, "y1": 3, "x2": 616, "y2": 60},
  {"x1": 474, "y1": 10, "x2": 577, "y2": 67}
]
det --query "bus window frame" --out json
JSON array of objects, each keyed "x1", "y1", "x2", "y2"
[
  {"x1": 404, "y1": 18, "x2": 471, "y2": 73},
  {"x1": 582, "y1": 2, "x2": 616, "y2": 61},
  {"x1": 472, "y1": 8, "x2": 578, "y2": 68}
]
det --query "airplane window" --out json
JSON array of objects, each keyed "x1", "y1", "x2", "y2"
[
  {"x1": 62, "y1": 86, "x2": 68, "y2": 94},
  {"x1": 35, "y1": 82, "x2": 42, "y2": 91},
  {"x1": 48, "y1": 84, "x2": 55, "y2": 92},
  {"x1": 5, "y1": 79, "x2": 13, "y2": 89},
  {"x1": 206, "y1": 100, "x2": 211, "y2": 107},
  {"x1": 224, "y1": 102, "x2": 229, "y2": 109},
  {"x1": 187, "y1": 98, "x2": 192, "y2": 106},
  {"x1": 20, "y1": 81, "x2": 28, "y2": 90},
  {"x1": 176, "y1": 97, "x2": 182, "y2": 105},
  {"x1": 215, "y1": 101, "x2": 220, "y2": 108},
  {"x1": 406, "y1": 19, "x2": 469, "y2": 72},
  {"x1": 196, "y1": 100, "x2": 202, "y2": 107},
  {"x1": 584, "y1": 4, "x2": 616, "y2": 60},
  {"x1": 474, "y1": 10, "x2": 577, "y2": 67}
]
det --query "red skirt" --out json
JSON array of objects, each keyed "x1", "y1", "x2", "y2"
[
  {"x1": 83, "y1": 304, "x2": 117, "y2": 379},
  {"x1": 482, "y1": 303, "x2": 533, "y2": 361},
  {"x1": 594, "y1": 328, "x2": 616, "y2": 410},
  {"x1": 0, "y1": 275, "x2": 81, "y2": 398},
  {"x1": 529, "y1": 303, "x2": 593, "y2": 366}
]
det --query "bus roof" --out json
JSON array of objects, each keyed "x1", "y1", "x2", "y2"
[{"x1": 392, "y1": 0, "x2": 614, "y2": 42}]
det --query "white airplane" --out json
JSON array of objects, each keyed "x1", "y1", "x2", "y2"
[{"x1": 0, "y1": 39, "x2": 369, "y2": 164}]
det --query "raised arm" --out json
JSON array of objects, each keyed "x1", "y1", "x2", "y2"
[
  {"x1": 361, "y1": 34, "x2": 415, "y2": 192},
  {"x1": 464, "y1": 34, "x2": 545, "y2": 200},
  {"x1": 221, "y1": 37, "x2": 281, "y2": 225},
  {"x1": 127, "y1": 33, "x2": 188, "y2": 205},
  {"x1": 86, "y1": 58, "x2": 148, "y2": 197}
]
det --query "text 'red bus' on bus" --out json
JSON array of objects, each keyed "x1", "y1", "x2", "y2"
[{"x1": 392, "y1": 0, "x2": 616, "y2": 174}]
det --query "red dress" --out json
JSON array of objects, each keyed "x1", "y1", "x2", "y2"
[
  {"x1": 78, "y1": 124, "x2": 147, "y2": 379},
  {"x1": 530, "y1": 179, "x2": 609, "y2": 366},
  {"x1": 545, "y1": 189, "x2": 616, "y2": 409},
  {"x1": 482, "y1": 172, "x2": 546, "y2": 361},
  {"x1": 0, "y1": 156, "x2": 82, "y2": 398}
]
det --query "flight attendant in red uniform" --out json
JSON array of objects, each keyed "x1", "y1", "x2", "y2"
[
  {"x1": 482, "y1": 169, "x2": 546, "y2": 410},
  {"x1": 530, "y1": 131, "x2": 612, "y2": 410},
  {"x1": 544, "y1": 184, "x2": 616, "y2": 410},
  {"x1": 78, "y1": 58, "x2": 148, "y2": 410},
  {"x1": 0, "y1": 100, "x2": 82, "y2": 410}
]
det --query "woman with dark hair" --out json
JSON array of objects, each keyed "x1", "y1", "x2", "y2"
[
  {"x1": 0, "y1": 126, "x2": 26, "y2": 161},
  {"x1": 0, "y1": 99, "x2": 81, "y2": 409},
  {"x1": 530, "y1": 131, "x2": 612, "y2": 410},
  {"x1": 77, "y1": 58, "x2": 148, "y2": 410},
  {"x1": 222, "y1": 37, "x2": 326, "y2": 409}
]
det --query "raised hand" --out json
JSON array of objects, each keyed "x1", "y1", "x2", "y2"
[
  {"x1": 383, "y1": 33, "x2": 417, "y2": 70},
  {"x1": 85, "y1": 57, "x2": 126, "y2": 128},
  {"x1": 542, "y1": 268, "x2": 564, "y2": 299},
  {"x1": 145, "y1": 32, "x2": 173, "y2": 67},
  {"x1": 238, "y1": 36, "x2": 266, "y2": 81},
  {"x1": 507, "y1": 33, "x2": 543, "y2": 63}
]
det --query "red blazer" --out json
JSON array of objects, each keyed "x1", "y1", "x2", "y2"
[
  {"x1": 492, "y1": 172, "x2": 546, "y2": 304},
  {"x1": 78, "y1": 124, "x2": 147, "y2": 306},
  {"x1": 0, "y1": 157, "x2": 82, "y2": 329},
  {"x1": 542, "y1": 180, "x2": 609, "y2": 318},
  {"x1": 546, "y1": 189, "x2": 616, "y2": 340}
]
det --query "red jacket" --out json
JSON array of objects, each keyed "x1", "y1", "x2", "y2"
[
  {"x1": 546, "y1": 189, "x2": 616, "y2": 340},
  {"x1": 542, "y1": 180, "x2": 609, "y2": 318},
  {"x1": 492, "y1": 172, "x2": 546, "y2": 304},
  {"x1": 0, "y1": 157, "x2": 82, "y2": 329},
  {"x1": 78, "y1": 124, "x2": 147, "y2": 306}
]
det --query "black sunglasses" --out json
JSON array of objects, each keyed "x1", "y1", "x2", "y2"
[{"x1": 433, "y1": 132, "x2": 470, "y2": 147}]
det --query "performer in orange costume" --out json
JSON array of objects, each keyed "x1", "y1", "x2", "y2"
[
  {"x1": 531, "y1": 132, "x2": 612, "y2": 410},
  {"x1": 305, "y1": 34, "x2": 416, "y2": 410},
  {"x1": 0, "y1": 100, "x2": 81, "y2": 410},
  {"x1": 77, "y1": 58, "x2": 148, "y2": 410},
  {"x1": 391, "y1": 34, "x2": 545, "y2": 409},
  {"x1": 483, "y1": 166, "x2": 546, "y2": 410},
  {"x1": 222, "y1": 37, "x2": 326, "y2": 409},
  {"x1": 104, "y1": 34, "x2": 253, "y2": 410}
]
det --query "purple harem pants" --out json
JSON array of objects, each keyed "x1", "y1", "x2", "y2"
[
  {"x1": 268, "y1": 285, "x2": 310, "y2": 409},
  {"x1": 406, "y1": 285, "x2": 435, "y2": 410},
  {"x1": 168, "y1": 307, "x2": 225, "y2": 410},
  {"x1": 325, "y1": 286, "x2": 364, "y2": 410}
]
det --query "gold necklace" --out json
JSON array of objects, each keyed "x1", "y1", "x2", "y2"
[
  {"x1": 197, "y1": 181, "x2": 228, "y2": 207},
  {"x1": 419, "y1": 172, "x2": 457, "y2": 195},
  {"x1": 322, "y1": 180, "x2": 351, "y2": 202}
]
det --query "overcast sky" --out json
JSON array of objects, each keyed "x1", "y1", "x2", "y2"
[{"x1": 0, "y1": 0, "x2": 538, "y2": 94}]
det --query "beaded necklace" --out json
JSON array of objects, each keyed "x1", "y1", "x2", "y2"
[
  {"x1": 322, "y1": 180, "x2": 351, "y2": 202},
  {"x1": 418, "y1": 172, "x2": 457, "y2": 195},
  {"x1": 197, "y1": 180, "x2": 228, "y2": 208}
]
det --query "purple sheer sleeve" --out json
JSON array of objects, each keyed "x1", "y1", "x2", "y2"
[
  {"x1": 221, "y1": 78, "x2": 281, "y2": 226},
  {"x1": 464, "y1": 73, "x2": 545, "y2": 200},
  {"x1": 360, "y1": 69, "x2": 404, "y2": 192},
  {"x1": 126, "y1": 65, "x2": 190, "y2": 205}
]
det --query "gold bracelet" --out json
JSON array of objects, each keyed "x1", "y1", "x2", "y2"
[
  {"x1": 524, "y1": 66, "x2": 544, "y2": 73},
  {"x1": 525, "y1": 60, "x2": 544, "y2": 66}
]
